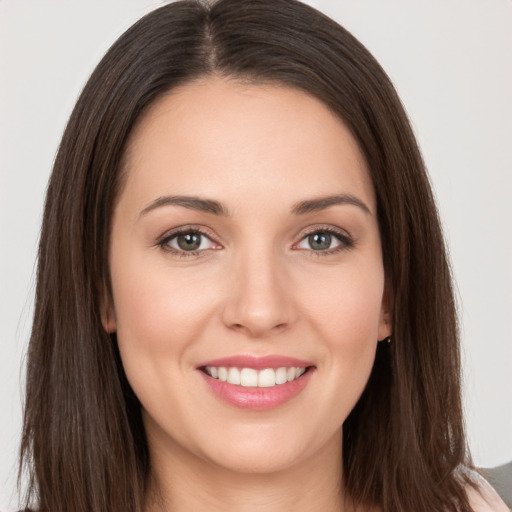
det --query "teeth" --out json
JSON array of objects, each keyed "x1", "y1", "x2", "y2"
[
  {"x1": 240, "y1": 368, "x2": 258, "y2": 387},
  {"x1": 258, "y1": 368, "x2": 275, "y2": 387},
  {"x1": 275, "y1": 367, "x2": 288, "y2": 384},
  {"x1": 218, "y1": 367, "x2": 227, "y2": 382},
  {"x1": 204, "y1": 366, "x2": 307, "y2": 388},
  {"x1": 227, "y1": 367, "x2": 241, "y2": 385}
]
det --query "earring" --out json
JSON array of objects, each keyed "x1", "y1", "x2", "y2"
[{"x1": 378, "y1": 336, "x2": 392, "y2": 343}]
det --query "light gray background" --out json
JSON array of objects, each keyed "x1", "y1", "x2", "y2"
[{"x1": 1, "y1": 1, "x2": 511, "y2": 510}]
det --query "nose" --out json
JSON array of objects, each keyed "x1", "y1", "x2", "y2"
[{"x1": 221, "y1": 248, "x2": 297, "y2": 338}]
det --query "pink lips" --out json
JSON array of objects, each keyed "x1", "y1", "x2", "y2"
[
  {"x1": 197, "y1": 355, "x2": 315, "y2": 410},
  {"x1": 198, "y1": 355, "x2": 314, "y2": 369}
]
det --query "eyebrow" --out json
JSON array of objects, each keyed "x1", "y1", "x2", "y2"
[
  {"x1": 139, "y1": 193, "x2": 371, "y2": 218},
  {"x1": 140, "y1": 195, "x2": 228, "y2": 217},
  {"x1": 291, "y1": 194, "x2": 371, "y2": 215}
]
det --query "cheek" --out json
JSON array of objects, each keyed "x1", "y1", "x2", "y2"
[
  {"x1": 299, "y1": 262, "x2": 384, "y2": 414},
  {"x1": 111, "y1": 253, "x2": 217, "y2": 350},
  {"x1": 305, "y1": 262, "x2": 384, "y2": 343},
  {"x1": 108, "y1": 251, "x2": 224, "y2": 411},
  {"x1": 109, "y1": 253, "x2": 225, "y2": 423}
]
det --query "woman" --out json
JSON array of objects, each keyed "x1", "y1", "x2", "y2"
[{"x1": 18, "y1": 0, "x2": 507, "y2": 511}]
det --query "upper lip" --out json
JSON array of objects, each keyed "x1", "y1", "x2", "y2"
[{"x1": 197, "y1": 355, "x2": 315, "y2": 370}]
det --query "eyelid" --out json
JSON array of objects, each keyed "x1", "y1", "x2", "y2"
[
  {"x1": 155, "y1": 223, "x2": 354, "y2": 256},
  {"x1": 292, "y1": 224, "x2": 355, "y2": 253},
  {"x1": 156, "y1": 224, "x2": 223, "y2": 255}
]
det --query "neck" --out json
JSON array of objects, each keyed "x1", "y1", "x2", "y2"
[{"x1": 144, "y1": 430, "x2": 350, "y2": 512}]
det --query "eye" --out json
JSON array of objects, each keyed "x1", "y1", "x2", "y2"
[
  {"x1": 295, "y1": 228, "x2": 353, "y2": 253},
  {"x1": 159, "y1": 229, "x2": 219, "y2": 254}
]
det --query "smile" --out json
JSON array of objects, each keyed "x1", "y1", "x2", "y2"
[
  {"x1": 203, "y1": 366, "x2": 306, "y2": 387},
  {"x1": 197, "y1": 356, "x2": 315, "y2": 409}
]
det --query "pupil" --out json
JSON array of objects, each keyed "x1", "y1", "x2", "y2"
[
  {"x1": 177, "y1": 232, "x2": 201, "y2": 251},
  {"x1": 309, "y1": 232, "x2": 331, "y2": 250}
]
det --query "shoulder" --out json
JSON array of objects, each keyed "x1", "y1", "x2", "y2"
[{"x1": 465, "y1": 471, "x2": 509, "y2": 512}]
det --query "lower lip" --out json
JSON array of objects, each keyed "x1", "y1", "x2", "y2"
[{"x1": 199, "y1": 369, "x2": 314, "y2": 409}]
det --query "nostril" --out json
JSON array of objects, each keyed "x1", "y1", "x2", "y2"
[{"x1": 230, "y1": 322, "x2": 288, "y2": 335}]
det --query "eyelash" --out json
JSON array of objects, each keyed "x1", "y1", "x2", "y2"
[
  {"x1": 295, "y1": 226, "x2": 355, "y2": 256},
  {"x1": 156, "y1": 225, "x2": 354, "y2": 258},
  {"x1": 156, "y1": 226, "x2": 218, "y2": 258}
]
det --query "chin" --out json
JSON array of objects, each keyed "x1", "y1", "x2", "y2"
[
  {"x1": 204, "y1": 441, "x2": 309, "y2": 475},
  {"x1": 194, "y1": 420, "x2": 339, "y2": 476}
]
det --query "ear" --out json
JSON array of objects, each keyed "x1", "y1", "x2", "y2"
[
  {"x1": 377, "y1": 285, "x2": 393, "y2": 341},
  {"x1": 100, "y1": 291, "x2": 117, "y2": 334}
]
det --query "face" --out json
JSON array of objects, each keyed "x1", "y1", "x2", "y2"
[{"x1": 106, "y1": 77, "x2": 391, "y2": 476}]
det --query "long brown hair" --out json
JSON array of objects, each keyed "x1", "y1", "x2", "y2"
[{"x1": 20, "y1": 1, "x2": 474, "y2": 511}]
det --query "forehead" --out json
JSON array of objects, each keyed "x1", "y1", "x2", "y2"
[{"x1": 120, "y1": 77, "x2": 375, "y2": 213}]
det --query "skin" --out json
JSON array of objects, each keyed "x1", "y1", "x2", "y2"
[{"x1": 105, "y1": 76, "x2": 391, "y2": 512}]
